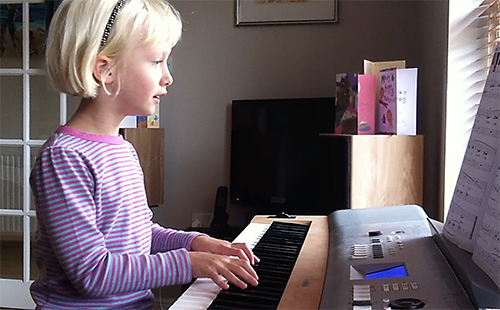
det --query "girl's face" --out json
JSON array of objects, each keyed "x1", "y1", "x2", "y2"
[{"x1": 115, "y1": 41, "x2": 173, "y2": 118}]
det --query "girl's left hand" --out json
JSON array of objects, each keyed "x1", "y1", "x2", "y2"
[{"x1": 190, "y1": 235, "x2": 260, "y2": 265}]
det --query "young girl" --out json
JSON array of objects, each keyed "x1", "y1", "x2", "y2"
[{"x1": 30, "y1": 0, "x2": 259, "y2": 308}]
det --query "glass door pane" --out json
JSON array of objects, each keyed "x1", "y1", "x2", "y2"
[
  {"x1": 0, "y1": 3, "x2": 23, "y2": 68},
  {"x1": 30, "y1": 74, "x2": 60, "y2": 140},
  {"x1": 0, "y1": 75, "x2": 23, "y2": 139},
  {"x1": 0, "y1": 215, "x2": 23, "y2": 280},
  {"x1": 0, "y1": 146, "x2": 23, "y2": 210},
  {"x1": 28, "y1": 2, "x2": 46, "y2": 69},
  {"x1": 0, "y1": 1, "x2": 53, "y2": 308}
]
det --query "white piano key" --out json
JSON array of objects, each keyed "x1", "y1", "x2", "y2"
[
  {"x1": 232, "y1": 222, "x2": 270, "y2": 248},
  {"x1": 168, "y1": 222, "x2": 271, "y2": 310},
  {"x1": 168, "y1": 278, "x2": 221, "y2": 310}
]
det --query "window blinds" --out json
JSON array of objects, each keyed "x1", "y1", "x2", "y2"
[
  {"x1": 444, "y1": 0, "x2": 500, "y2": 216},
  {"x1": 482, "y1": 0, "x2": 500, "y2": 65}
]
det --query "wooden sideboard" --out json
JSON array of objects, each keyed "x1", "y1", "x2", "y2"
[
  {"x1": 319, "y1": 134, "x2": 424, "y2": 210},
  {"x1": 120, "y1": 128, "x2": 164, "y2": 207}
]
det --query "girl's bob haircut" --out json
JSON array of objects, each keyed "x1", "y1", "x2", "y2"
[{"x1": 46, "y1": 0, "x2": 182, "y2": 98}]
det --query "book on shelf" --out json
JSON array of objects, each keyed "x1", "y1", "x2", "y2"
[{"x1": 119, "y1": 105, "x2": 160, "y2": 129}]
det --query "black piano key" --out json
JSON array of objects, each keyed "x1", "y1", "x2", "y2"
[
  {"x1": 208, "y1": 221, "x2": 310, "y2": 310},
  {"x1": 254, "y1": 260, "x2": 294, "y2": 268},
  {"x1": 256, "y1": 272, "x2": 295, "y2": 283},
  {"x1": 254, "y1": 264, "x2": 294, "y2": 273},
  {"x1": 253, "y1": 253, "x2": 298, "y2": 263},
  {"x1": 254, "y1": 278, "x2": 288, "y2": 289},
  {"x1": 211, "y1": 290, "x2": 281, "y2": 309},
  {"x1": 255, "y1": 266, "x2": 293, "y2": 276},
  {"x1": 239, "y1": 284, "x2": 286, "y2": 295},
  {"x1": 220, "y1": 288, "x2": 282, "y2": 301},
  {"x1": 209, "y1": 299, "x2": 277, "y2": 310},
  {"x1": 253, "y1": 244, "x2": 301, "y2": 254}
]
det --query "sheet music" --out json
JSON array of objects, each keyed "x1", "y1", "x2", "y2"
[
  {"x1": 472, "y1": 166, "x2": 500, "y2": 288},
  {"x1": 443, "y1": 43, "x2": 500, "y2": 288}
]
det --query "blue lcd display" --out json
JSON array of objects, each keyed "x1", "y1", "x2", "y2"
[{"x1": 365, "y1": 265, "x2": 407, "y2": 279}]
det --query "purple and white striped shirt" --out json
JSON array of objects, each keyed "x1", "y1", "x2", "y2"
[{"x1": 30, "y1": 126, "x2": 200, "y2": 309}]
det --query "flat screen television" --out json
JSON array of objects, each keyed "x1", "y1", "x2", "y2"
[{"x1": 230, "y1": 97, "x2": 336, "y2": 216}]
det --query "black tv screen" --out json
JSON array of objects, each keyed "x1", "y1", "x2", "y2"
[{"x1": 230, "y1": 97, "x2": 335, "y2": 215}]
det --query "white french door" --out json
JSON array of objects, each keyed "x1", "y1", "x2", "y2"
[{"x1": 0, "y1": 1, "x2": 77, "y2": 308}]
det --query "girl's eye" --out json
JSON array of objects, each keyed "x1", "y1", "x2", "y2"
[{"x1": 153, "y1": 60, "x2": 163, "y2": 65}]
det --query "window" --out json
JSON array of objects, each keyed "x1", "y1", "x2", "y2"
[{"x1": 444, "y1": 0, "x2": 500, "y2": 215}]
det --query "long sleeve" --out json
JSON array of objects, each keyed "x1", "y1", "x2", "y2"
[
  {"x1": 150, "y1": 224, "x2": 205, "y2": 253},
  {"x1": 29, "y1": 128, "x2": 194, "y2": 308}
]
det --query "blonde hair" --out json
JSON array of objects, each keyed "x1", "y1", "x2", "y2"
[{"x1": 46, "y1": 0, "x2": 182, "y2": 98}]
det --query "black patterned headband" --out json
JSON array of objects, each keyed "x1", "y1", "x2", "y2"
[{"x1": 100, "y1": 0, "x2": 126, "y2": 48}]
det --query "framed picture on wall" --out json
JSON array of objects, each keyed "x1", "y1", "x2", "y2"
[{"x1": 235, "y1": 0, "x2": 338, "y2": 26}]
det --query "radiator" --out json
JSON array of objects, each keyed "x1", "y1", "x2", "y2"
[{"x1": 0, "y1": 154, "x2": 23, "y2": 233}]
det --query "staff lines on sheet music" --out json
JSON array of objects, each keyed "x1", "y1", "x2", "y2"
[
  {"x1": 444, "y1": 203, "x2": 478, "y2": 240},
  {"x1": 465, "y1": 140, "x2": 497, "y2": 173},
  {"x1": 481, "y1": 88, "x2": 500, "y2": 100},
  {"x1": 487, "y1": 204, "x2": 500, "y2": 221},
  {"x1": 474, "y1": 244, "x2": 500, "y2": 272},
  {"x1": 485, "y1": 167, "x2": 500, "y2": 220},
  {"x1": 474, "y1": 107, "x2": 499, "y2": 139},
  {"x1": 454, "y1": 172, "x2": 486, "y2": 207},
  {"x1": 475, "y1": 126, "x2": 500, "y2": 139},
  {"x1": 479, "y1": 223, "x2": 500, "y2": 243},
  {"x1": 484, "y1": 77, "x2": 500, "y2": 89},
  {"x1": 475, "y1": 107, "x2": 499, "y2": 121},
  {"x1": 454, "y1": 187, "x2": 483, "y2": 207},
  {"x1": 459, "y1": 171, "x2": 488, "y2": 190},
  {"x1": 488, "y1": 182, "x2": 500, "y2": 216}
]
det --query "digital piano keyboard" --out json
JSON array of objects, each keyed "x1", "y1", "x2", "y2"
[
  {"x1": 170, "y1": 205, "x2": 500, "y2": 309},
  {"x1": 169, "y1": 215, "x2": 329, "y2": 310}
]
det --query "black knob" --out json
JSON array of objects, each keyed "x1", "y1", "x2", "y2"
[{"x1": 389, "y1": 298, "x2": 425, "y2": 309}]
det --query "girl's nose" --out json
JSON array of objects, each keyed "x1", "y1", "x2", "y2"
[
  {"x1": 162, "y1": 65, "x2": 173, "y2": 86},
  {"x1": 162, "y1": 73, "x2": 173, "y2": 87}
]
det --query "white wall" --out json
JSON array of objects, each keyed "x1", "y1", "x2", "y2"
[{"x1": 154, "y1": 0, "x2": 449, "y2": 229}]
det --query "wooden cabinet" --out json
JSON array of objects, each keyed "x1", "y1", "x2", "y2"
[
  {"x1": 120, "y1": 128, "x2": 164, "y2": 207},
  {"x1": 319, "y1": 134, "x2": 424, "y2": 210}
]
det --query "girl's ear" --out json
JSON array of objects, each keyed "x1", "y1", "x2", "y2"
[{"x1": 93, "y1": 54, "x2": 115, "y2": 84}]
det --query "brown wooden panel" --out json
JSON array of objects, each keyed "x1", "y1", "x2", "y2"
[
  {"x1": 349, "y1": 135, "x2": 424, "y2": 209},
  {"x1": 120, "y1": 128, "x2": 165, "y2": 206}
]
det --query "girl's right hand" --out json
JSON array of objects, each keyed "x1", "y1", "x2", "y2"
[{"x1": 189, "y1": 251, "x2": 259, "y2": 290}]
